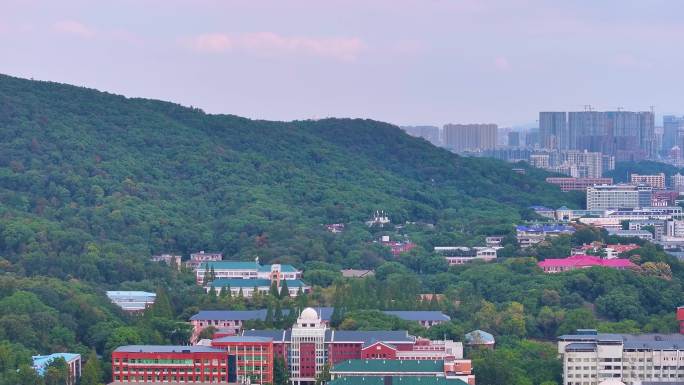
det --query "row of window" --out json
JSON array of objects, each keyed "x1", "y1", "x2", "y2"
[
  {"x1": 113, "y1": 375, "x2": 226, "y2": 382},
  {"x1": 115, "y1": 368, "x2": 226, "y2": 374}
]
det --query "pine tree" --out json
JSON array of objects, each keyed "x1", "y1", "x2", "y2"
[
  {"x1": 279, "y1": 279, "x2": 290, "y2": 299},
  {"x1": 269, "y1": 281, "x2": 280, "y2": 298},
  {"x1": 265, "y1": 302, "x2": 274, "y2": 327},
  {"x1": 80, "y1": 350, "x2": 103, "y2": 385},
  {"x1": 202, "y1": 266, "x2": 211, "y2": 285},
  {"x1": 274, "y1": 301, "x2": 283, "y2": 326},
  {"x1": 150, "y1": 287, "x2": 173, "y2": 318},
  {"x1": 296, "y1": 287, "x2": 307, "y2": 309},
  {"x1": 210, "y1": 266, "x2": 216, "y2": 281}
]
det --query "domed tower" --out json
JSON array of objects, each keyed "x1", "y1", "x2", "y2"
[{"x1": 290, "y1": 308, "x2": 327, "y2": 384}]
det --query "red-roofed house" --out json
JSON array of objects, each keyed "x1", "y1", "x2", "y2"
[{"x1": 538, "y1": 255, "x2": 636, "y2": 273}]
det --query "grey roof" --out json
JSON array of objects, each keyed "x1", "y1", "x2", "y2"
[
  {"x1": 243, "y1": 329, "x2": 290, "y2": 342},
  {"x1": 559, "y1": 332, "x2": 684, "y2": 350},
  {"x1": 382, "y1": 311, "x2": 450, "y2": 322},
  {"x1": 331, "y1": 330, "x2": 415, "y2": 344},
  {"x1": 190, "y1": 307, "x2": 334, "y2": 322},
  {"x1": 565, "y1": 343, "x2": 597, "y2": 352},
  {"x1": 114, "y1": 345, "x2": 224, "y2": 353}
]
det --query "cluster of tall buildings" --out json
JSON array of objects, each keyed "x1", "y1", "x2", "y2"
[
  {"x1": 540, "y1": 110, "x2": 656, "y2": 162},
  {"x1": 401, "y1": 124, "x2": 498, "y2": 152}
]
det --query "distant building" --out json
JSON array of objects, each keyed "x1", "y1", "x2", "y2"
[
  {"x1": 671, "y1": 173, "x2": 684, "y2": 191},
  {"x1": 630, "y1": 173, "x2": 666, "y2": 189},
  {"x1": 186, "y1": 251, "x2": 223, "y2": 270},
  {"x1": 435, "y1": 247, "x2": 498, "y2": 265},
  {"x1": 540, "y1": 112, "x2": 568, "y2": 149},
  {"x1": 380, "y1": 236, "x2": 416, "y2": 256},
  {"x1": 516, "y1": 224, "x2": 575, "y2": 248},
  {"x1": 33, "y1": 353, "x2": 81, "y2": 385},
  {"x1": 586, "y1": 184, "x2": 653, "y2": 210},
  {"x1": 366, "y1": 211, "x2": 391, "y2": 227},
  {"x1": 530, "y1": 205, "x2": 557, "y2": 219},
  {"x1": 678, "y1": 306, "x2": 684, "y2": 334},
  {"x1": 546, "y1": 177, "x2": 613, "y2": 192},
  {"x1": 606, "y1": 228, "x2": 654, "y2": 241},
  {"x1": 443, "y1": 123, "x2": 497, "y2": 152},
  {"x1": 325, "y1": 224, "x2": 345, "y2": 233},
  {"x1": 401, "y1": 125, "x2": 441, "y2": 146},
  {"x1": 485, "y1": 236, "x2": 504, "y2": 247},
  {"x1": 663, "y1": 115, "x2": 684, "y2": 154},
  {"x1": 341, "y1": 269, "x2": 374, "y2": 278},
  {"x1": 629, "y1": 220, "x2": 665, "y2": 240},
  {"x1": 205, "y1": 278, "x2": 310, "y2": 298},
  {"x1": 558, "y1": 329, "x2": 684, "y2": 385},
  {"x1": 464, "y1": 330, "x2": 495, "y2": 349},
  {"x1": 150, "y1": 254, "x2": 181, "y2": 269},
  {"x1": 106, "y1": 291, "x2": 156, "y2": 313},
  {"x1": 383, "y1": 311, "x2": 451, "y2": 328},
  {"x1": 538, "y1": 255, "x2": 636, "y2": 273},
  {"x1": 196, "y1": 258, "x2": 302, "y2": 284},
  {"x1": 507, "y1": 132, "x2": 520, "y2": 147}
]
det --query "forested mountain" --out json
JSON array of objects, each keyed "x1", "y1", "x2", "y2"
[{"x1": 0, "y1": 73, "x2": 580, "y2": 281}]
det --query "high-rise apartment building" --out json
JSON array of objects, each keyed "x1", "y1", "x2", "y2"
[
  {"x1": 443, "y1": 124, "x2": 497, "y2": 152},
  {"x1": 671, "y1": 173, "x2": 684, "y2": 191},
  {"x1": 540, "y1": 112, "x2": 568, "y2": 150},
  {"x1": 543, "y1": 110, "x2": 655, "y2": 161},
  {"x1": 508, "y1": 131, "x2": 520, "y2": 147},
  {"x1": 401, "y1": 126, "x2": 441, "y2": 146},
  {"x1": 586, "y1": 184, "x2": 653, "y2": 210},
  {"x1": 663, "y1": 115, "x2": 684, "y2": 154}
]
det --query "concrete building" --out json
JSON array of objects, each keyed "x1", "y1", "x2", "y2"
[
  {"x1": 558, "y1": 329, "x2": 684, "y2": 385},
  {"x1": 508, "y1": 131, "x2": 521, "y2": 147},
  {"x1": 106, "y1": 291, "x2": 156, "y2": 313},
  {"x1": 546, "y1": 177, "x2": 614, "y2": 192},
  {"x1": 33, "y1": 353, "x2": 81, "y2": 385},
  {"x1": 196, "y1": 259, "x2": 301, "y2": 284},
  {"x1": 186, "y1": 251, "x2": 223, "y2": 270},
  {"x1": 663, "y1": 115, "x2": 684, "y2": 154},
  {"x1": 443, "y1": 124, "x2": 497, "y2": 152},
  {"x1": 631, "y1": 174, "x2": 666, "y2": 190},
  {"x1": 606, "y1": 229, "x2": 654, "y2": 241},
  {"x1": 671, "y1": 173, "x2": 684, "y2": 191},
  {"x1": 587, "y1": 185, "x2": 653, "y2": 210},
  {"x1": 540, "y1": 112, "x2": 569, "y2": 150},
  {"x1": 211, "y1": 336, "x2": 275, "y2": 385},
  {"x1": 516, "y1": 224, "x2": 576, "y2": 247},
  {"x1": 150, "y1": 254, "x2": 182, "y2": 269},
  {"x1": 205, "y1": 278, "x2": 310, "y2": 298},
  {"x1": 435, "y1": 247, "x2": 498, "y2": 265}
]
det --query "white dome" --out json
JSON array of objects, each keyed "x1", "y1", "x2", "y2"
[
  {"x1": 598, "y1": 380, "x2": 625, "y2": 385},
  {"x1": 300, "y1": 307, "x2": 319, "y2": 320}
]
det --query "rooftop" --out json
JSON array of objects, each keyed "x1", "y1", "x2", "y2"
[
  {"x1": 106, "y1": 291, "x2": 156, "y2": 298},
  {"x1": 198, "y1": 261, "x2": 298, "y2": 272},
  {"x1": 383, "y1": 311, "x2": 450, "y2": 322},
  {"x1": 559, "y1": 332, "x2": 684, "y2": 350},
  {"x1": 538, "y1": 255, "x2": 635, "y2": 269},
  {"x1": 332, "y1": 359, "x2": 444, "y2": 373},
  {"x1": 33, "y1": 353, "x2": 81, "y2": 375},
  {"x1": 212, "y1": 336, "x2": 273, "y2": 343},
  {"x1": 114, "y1": 345, "x2": 224, "y2": 353},
  {"x1": 328, "y1": 377, "x2": 468, "y2": 385}
]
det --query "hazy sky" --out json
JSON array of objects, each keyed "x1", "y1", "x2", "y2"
[{"x1": 1, "y1": 0, "x2": 682, "y2": 127}]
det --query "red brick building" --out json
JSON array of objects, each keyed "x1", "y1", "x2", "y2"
[
  {"x1": 211, "y1": 336, "x2": 274, "y2": 385},
  {"x1": 678, "y1": 306, "x2": 684, "y2": 334},
  {"x1": 111, "y1": 346, "x2": 233, "y2": 383}
]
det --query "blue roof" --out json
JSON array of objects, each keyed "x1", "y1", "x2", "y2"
[
  {"x1": 33, "y1": 353, "x2": 80, "y2": 376},
  {"x1": 516, "y1": 224, "x2": 575, "y2": 233},
  {"x1": 258, "y1": 264, "x2": 299, "y2": 273},
  {"x1": 191, "y1": 309, "x2": 268, "y2": 321},
  {"x1": 382, "y1": 311, "x2": 450, "y2": 322},
  {"x1": 114, "y1": 345, "x2": 224, "y2": 353},
  {"x1": 529, "y1": 205, "x2": 553, "y2": 211},
  {"x1": 106, "y1": 291, "x2": 156, "y2": 298},
  {"x1": 243, "y1": 329, "x2": 290, "y2": 341},
  {"x1": 465, "y1": 330, "x2": 495, "y2": 344},
  {"x1": 331, "y1": 330, "x2": 414, "y2": 344}
]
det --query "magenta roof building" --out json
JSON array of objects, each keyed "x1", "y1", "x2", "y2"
[{"x1": 538, "y1": 255, "x2": 636, "y2": 273}]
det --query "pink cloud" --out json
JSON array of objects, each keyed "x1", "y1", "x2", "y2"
[
  {"x1": 53, "y1": 20, "x2": 95, "y2": 38},
  {"x1": 187, "y1": 32, "x2": 366, "y2": 61},
  {"x1": 494, "y1": 56, "x2": 511, "y2": 71}
]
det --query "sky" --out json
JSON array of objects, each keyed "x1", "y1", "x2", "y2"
[{"x1": 1, "y1": 0, "x2": 683, "y2": 127}]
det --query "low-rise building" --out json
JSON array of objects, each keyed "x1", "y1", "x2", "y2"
[
  {"x1": 606, "y1": 229, "x2": 654, "y2": 241},
  {"x1": 530, "y1": 205, "x2": 557, "y2": 219},
  {"x1": 587, "y1": 184, "x2": 653, "y2": 210},
  {"x1": 106, "y1": 291, "x2": 156, "y2": 313},
  {"x1": 538, "y1": 255, "x2": 636, "y2": 273},
  {"x1": 150, "y1": 254, "x2": 182, "y2": 269},
  {"x1": 558, "y1": 329, "x2": 684, "y2": 385},
  {"x1": 341, "y1": 269, "x2": 374, "y2": 278},
  {"x1": 629, "y1": 220, "x2": 665, "y2": 240},
  {"x1": 383, "y1": 311, "x2": 451, "y2": 328},
  {"x1": 516, "y1": 224, "x2": 576, "y2": 248},
  {"x1": 630, "y1": 173, "x2": 666, "y2": 189},
  {"x1": 379, "y1": 236, "x2": 416, "y2": 256},
  {"x1": 464, "y1": 330, "x2": 495, "y2": 349},
  {"x1": 211, "y1": 336, "x2": 274, "y2": 385},
  {"x1": 186, "y1": 251, "x2": 223, "y2": 270},
  {"x1": 196, "y1": 259, "x2": 302, "y2": 285},
  {"x1": 33, "y1": 353, "x2": 81, "y2": 385},
  {"x1": 205, "y1": 278, "x2": 310, "y2": 298},
  {"x1": 678, "y1": 306, "x2": 684, "y2": 334},
  {"x1": 435, "y1": 247, "x2": 498, "y2": 265},
  {"x1": 546, "y1": 177, "x2": 614, "y2": 192},
  {"x1": 330, "y1": 359, "x2": 473, "y2": 385},
  {"x1": 111, "y1": 346, "x2": 233, "y2": 384}
]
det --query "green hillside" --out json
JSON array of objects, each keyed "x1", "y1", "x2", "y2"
[{"x1": 0, "y1": 73, "x2": 580, "y2": 281}]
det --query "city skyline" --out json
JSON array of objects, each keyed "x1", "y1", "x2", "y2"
[{"x1": 2, "y1": 1, "x2": 684, "y2": 127}]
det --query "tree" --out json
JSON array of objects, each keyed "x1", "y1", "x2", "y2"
[
  {"x1": 279, "y1": 280, "x2": 290, "y2": 299},
  {"x1": 273, "y1": 356, "x2": 290, "y2": 385},
  {"x1": 44, "y1": 358, "x2": 68, "y2": 385},
  {"x1": 80, "y1": 350, "x2": 103, "y2": 385},
  {"x1": 149, "y1": 287, "x2": 173, "y2": 319}
]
